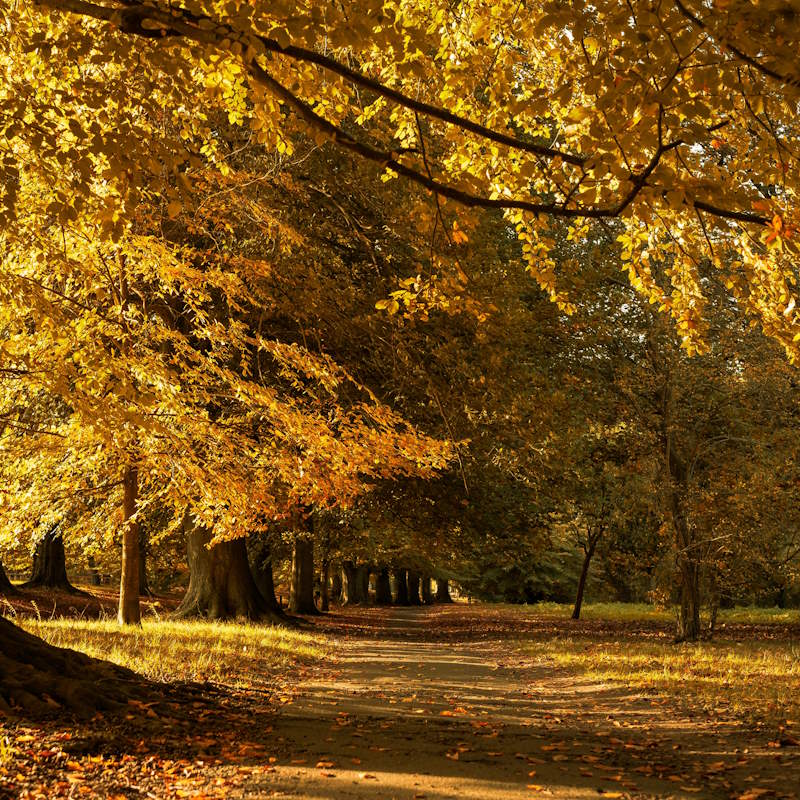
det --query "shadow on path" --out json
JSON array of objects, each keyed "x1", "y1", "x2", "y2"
[{"x1": 257, "y1": 606, "x2": 798, "y2": 800}]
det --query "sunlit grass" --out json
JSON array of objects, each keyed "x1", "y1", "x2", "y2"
[
  {"x1": 518, "y1": 603, "x2": 800, "y2": 721},
  {"x1": 514, "y1": 600, "x2": 800, "y2": 625},
  {"x1": 524, "y1": 601, "x2": 675, "y2": 622},
  {"x1": 19, "y1": 618, "x2": 328, "y2": 687}
]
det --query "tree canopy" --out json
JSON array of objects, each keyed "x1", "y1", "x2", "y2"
[{"x1": 7, "y1": 0, "x2": 800, "y2": 358}]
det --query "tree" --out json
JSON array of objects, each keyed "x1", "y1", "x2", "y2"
[
  {"x1": 173, "y1": 516, "x2": 282, "y2": 622},
  {"x1": 375, "y1": 568, "x2": 393, "y2": 605},
  {"x1": 548, "y1": 238, "x2": 800, "y2": 639},
  {"x1": 0, "y1": 21, "x2": 454, "y2": 709},
  {"x1": 435, "y1": 579, "x2": 453, "y2": 604},
  {"x1": 248, "y1": 535, "x2": 285, "y2": 617},
  {"x1": 289, "y1": 513, "x2": 317, "y2": 615},
  {"x1": 0, "y1": 560, "x2": 16, "y2": 595},
  {"x1": 0, "y1": 616, "x2": 144, "y2": 717},
  {"x1": 23, "y1": 525, "x2": 81, "y2": 594}
]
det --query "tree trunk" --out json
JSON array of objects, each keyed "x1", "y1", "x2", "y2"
[
  {"x1": 669, "y1": 464, "x2": 702, "y2": 642},
  {"x1": 407, "y1": 570, "x2": 422, "y2": 605},
  {"x1": 572, "y1": 542, "x2": 597, "y2": 620},
  {"x1": 330, "y1": 569, "x2": 342, "y2": 605},
  {"x1": 174, "y1": 518, "x2": 280, "y2": 622},
  {"x1": 435, "y1": 578, "x2": 453, "y2": 603},
  {"x1": 247, "y1": 537, "x2": 285, "y2": 617},
  {"x1": 393, "y1": 569, "x2": 410, "y2": 605},
  {"x1": 420, "y1": 576, "x2": 433, "y2": 604},
  {"x1": 118, "y1": 465, "x2": 141, "y2": 625},
  {"x1": 23, "y1": 525, "x2": 79, "y2": 593},
  {"x1": 320, "y1": 559, "x2": 330, "y2": 612},
  {"x1": 290, "y1": 534, "x2": 317, "y2": 614},
  {"x1": 341, "y1": 560, "x2": 362, "y2": 605},
  {"x1": 659, "y1": 373, "x2": 702, "y2": 644},
  {"x1": 677, "y1": 556, "x2": 702, "y2": 642},
  {"x1": 0, "y1": 615, "x2": 143, "y2": 717},
  {"x1": 356, "y1": 564, "x2": 371, "y2": 605},
  {"x1": 138, "y1": 528, "x2": 151, "y2": 597},
  {"x1": 375, "y1": 567, "x2": 392, "y2": 605},
  {"x1": 87, "y1": 555, "x2": 101, "y2": 587},
  {"x1": 0, "y1": 560, "x2": 17, "y2": 595}
]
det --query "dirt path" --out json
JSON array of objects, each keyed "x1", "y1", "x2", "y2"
[{"x1": 252, "y1": 606, "x2": 798, "y2": 800}]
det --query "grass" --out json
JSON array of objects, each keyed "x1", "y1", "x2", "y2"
[
  {"x1": 519, "y1": 600, "x2": 800, "y2": 625},
  {"x1": 19, "y1": 617, "x2": 328, "y2": 687},
  {"x1": 519, "y1": 602, "x2": 800, "y2": 722}
]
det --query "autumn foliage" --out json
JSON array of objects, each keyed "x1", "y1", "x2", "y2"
[{"x1": 2, "y1": 0, "x2": 800, "y2": 733}]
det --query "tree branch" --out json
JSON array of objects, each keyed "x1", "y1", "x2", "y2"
[
  {"x1": 35, "y1": 0, "x2": 771, "y2": 227},
  {"x1": 674, "y1": 0, "x2": 800, "y2": 89},
  {"x1": 39, "y1": 0, "x2": 587, "y2": 164}
]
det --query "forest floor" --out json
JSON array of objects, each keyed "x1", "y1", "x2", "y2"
[{"x1": 2, "y1": 603, "x2": 800, "y2": 799}]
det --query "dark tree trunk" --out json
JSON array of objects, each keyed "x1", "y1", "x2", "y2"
[
  {"x1": 435, "y1": 579, "x2": 453, "y2": 603},
  {"x1": 407, "y1": 570, "x2": 422, "y2": 605},
  {"x1": 341, "y1": 560, "x2": 362, "y2": 605},
  {"x1": 320, "y1": 559, "x2": 330, "y2": 612},
  {"x1": 290, "y1": 534, "x2": 318, "y2": 614},
  {"x1": 23, "y1": 525, "x2": 79, "y2": 593},
  {"x1": 247, "y1": 537, "x2": 285, "y2": 617},
  {"x1": 420, "y1": 576, "x2": 433, "y2": 604},
  {"x1": 572, "y1": 541, "x2": 597, "y2": 620},
  {"x1": 138, "y1": 528, "x2": 151, "y2": 597},
  {"x1": 375, "y1": 567, "x2": 393, "y2": 605},
  {"x1": 0, "y1": 614, "x2": 142, "y2": 717},
  {"x1": 677, "y1": 556, "x2": 702, "y2": 642},
  {"x1": 87, "y1": 555, "x2": 101, "y2": 587},
  {"x1": 174, "y1": 519, "x2": 280, "y2": 622},
  {"x1": 356, "y1": 564, "x2": 371, "y2": 605},
  {"x1": 330, "y1": 569, "x2": 342, "y2": 605},
  {"x1": 393, "y1": 569, "x2": 410, "y2": 605},
  {"x1": 118, "y1": 465, "x2": 141, "y2": 625},
  {"x1": 0, "y1": 560, "x2": 17, "y2": 595}
]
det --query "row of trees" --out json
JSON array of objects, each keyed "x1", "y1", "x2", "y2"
[
  {"x1": 4, "y1": 186, "x2": 797, "y2": 639},
  {"x1": 3, "y1": 0, "x2": 800, "y2": 711}
]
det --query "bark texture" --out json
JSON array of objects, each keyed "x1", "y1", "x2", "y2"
[
  {"x1": 138, "y1": 528, "x2": 151, "y2": 597},
  {"x1": 572, "y1": 530, "x2": 602, "y2": 620},
  {"x1": 677, "y1": 552, "x2": 702, "y2": 642},
  {"x1": 664, "y1": 404, "x2": 701, "y2": 641},
  {"x1": 87, "y1": 555, "x2": 101, "y2": 587},
  {"x1": 23, "y1": 526, "x2": 79, "y2": 593},
  {"x1": 375, "y1": 567, "x2": 393, "y2": 605},
  {"x1": 572, "y1": 546, "x2": 595, "y2": 620},
  {"x1": 320, "y1": 559, "x2": 330, "y2": 612},
  {"x1": 655, "y1": 346, "x2": 702, "y2": 642},
  {"x1": 330, "y1": 570, "x2": 342, "y2": 604},
  {"x1": 435, "y1": 579, "x2": 453, "y2": 603},
  {"x1": 174, "y1": 521, "x2": 279, "y2": 621}
]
